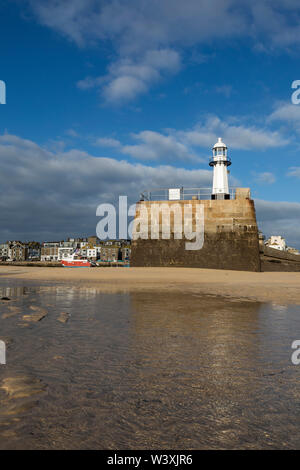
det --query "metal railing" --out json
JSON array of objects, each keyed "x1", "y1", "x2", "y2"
[
  {"x1": 140, "y1": 187, "x2": 237, "y2": 201},
  {"x1": 209, "y1": 156, "x2": 231, "y2": 166}
]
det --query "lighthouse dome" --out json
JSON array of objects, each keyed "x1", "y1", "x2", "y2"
[{"x1": 213, "y1": 137, "x2": 227, "y2": 149}]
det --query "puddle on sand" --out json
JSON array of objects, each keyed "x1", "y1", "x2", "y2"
[{"x1": 0, "y1": 281, "x2": 300, "y2": 449}]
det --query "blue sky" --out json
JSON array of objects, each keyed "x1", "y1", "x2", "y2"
[{"x1": 1, "y1": 0, "x2": 300, "y2": 246}]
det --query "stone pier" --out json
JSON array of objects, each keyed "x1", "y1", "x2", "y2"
[{"x1": 130, "y1": 188, "x2": 261, "y2": 272}]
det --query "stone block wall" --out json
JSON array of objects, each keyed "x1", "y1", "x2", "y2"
[
  {"x1": 130, "y1": 195, "x2": 261, "y2": 272},
  {"x1": 261, "y1": 246, "x2": 300, "y2": 272}
]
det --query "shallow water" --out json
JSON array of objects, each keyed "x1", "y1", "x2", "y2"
[{"x1": 0, "y1": 280, "x2": 300, "y2": 449}]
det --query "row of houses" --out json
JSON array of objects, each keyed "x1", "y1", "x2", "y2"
[{"x1": 0, "y1": 237, "x2": 131, "y2": 262}]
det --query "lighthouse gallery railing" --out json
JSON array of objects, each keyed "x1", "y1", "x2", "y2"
[{"x1": 140, "y1": 187, "x2": 237, "y2": 201}]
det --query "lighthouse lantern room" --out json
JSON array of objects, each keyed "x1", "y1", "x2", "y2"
[{"x1": 209, "y1": 137, "x2": 231, "y2": 200}]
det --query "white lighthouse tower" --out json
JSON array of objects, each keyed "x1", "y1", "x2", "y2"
[{"x1": 209, "y1": 137, "x2": 231, "y2": 199}]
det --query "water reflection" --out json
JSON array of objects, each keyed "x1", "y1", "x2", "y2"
[
  {"x1": 0, "y1": 286, "x2": 30, "y2": 298},
  {"x1": 0, "y1": 281, "x2": 299, "y2": 449}
]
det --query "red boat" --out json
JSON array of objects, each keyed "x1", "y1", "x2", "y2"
[{"x1": 61, "y1": 255, "x2": 91, "y2": 267}]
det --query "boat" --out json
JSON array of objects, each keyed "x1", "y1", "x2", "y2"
[{"x1": 61, "y1": 252, "x2": 91, "y2": 268}]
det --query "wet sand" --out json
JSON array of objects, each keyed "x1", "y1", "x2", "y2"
[
  {"x1": 0, "y1": 266, "x2": 299, "y2": 304},
  {"x1": 1, "y1": 282, "x2": 300, "y2": 449}
]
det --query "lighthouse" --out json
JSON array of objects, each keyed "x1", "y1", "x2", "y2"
[{"x1": 209, "y1": 137, "x2": 231, "y2": 200}]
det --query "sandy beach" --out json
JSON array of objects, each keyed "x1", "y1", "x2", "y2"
[{"x1": 0, "y1": 265, "x2": 299, "y2": 304}]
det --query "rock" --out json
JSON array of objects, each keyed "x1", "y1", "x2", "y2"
[
  {"x1": 23, "y1": 307, "x2": 48, "y2": 323},
  {"x1": 22, "y1": 312, "x2": 47, "y2": 322},
  {"x1": 29, "y1": 305, "x2": 45, "y2": 312},
  {"x1": 57, "y1": 312, "x2": 70, "y2": 323}
]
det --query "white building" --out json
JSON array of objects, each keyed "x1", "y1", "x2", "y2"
[
  {"x1": 87, "y1": 248, "x2": 97, "y2": 259},
  {"x1": 209, "y1": 137, "x2": 231, "y2": 199},
  {"x1": 287, "y1": 247, "x2": 300, "y2": 255},
  {"x1": 265, "y1": 235, "x2": 286, "y2": 251},
  {"x1": 0, "y1": 243, "x2": 9, "y2": 259},
  {"x1": 58, "y1": 247, "x2": 75, "y2": 260},
  {"x1": 41, "y1": 242, "x2": 60, "y2": 261},
  {"x1": 95, "y1": 246, "x2": 101, "y2": 257}
]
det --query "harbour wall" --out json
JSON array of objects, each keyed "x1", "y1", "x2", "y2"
[
  {"x1": 130, "y1": 194, "x2": 261, "y2": 272},
  {"x1": 260, "y1": 246, "x2": 300, "y2": 272}
]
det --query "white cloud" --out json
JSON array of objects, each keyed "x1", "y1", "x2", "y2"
[
  {"x1": 32, "y1": 1, "x2": 300, "y2": 52},
  {"x1": 287, "y1": 167, "x2": 300, "y2": 178},
  {"x1": 0, "y1": 133, "x2": 212, "y2": 241},
  {"x1": 29, "y1": 1, "x2": 300, "y2": 103},
  {"x1": 30, "y1": 1, "x2": 300, "y2": 53},
  {"x1": 215, "y1": 85, "x2": 233, "y2": 98},
  {"x1": 103, "y1": 75, "x2": 147, "y2": 103},
  {"x1": 65, "y1": 128, "x2": 79, "y2": 137},
  {"x1": 96, "y1": 115, "x2": 289, "y2": 165},
  {"x1": 80, "y1": 48, "x2": 181, "y2": 103},
  {"x1": 121, "y1": 130, "x2": 199, "y2": 163},
  {"x1": 95, "y1": 137, "x2": 121, "y2": 148},
  {"x1": 250, "y1": 1, "x2": 300, "y2": 48},
  {"x1": 268, "y1": 103, "x2": 300, "y2": 126},
  {"x1": 253, "y1": 172, "x2": 276, "y2": 184},
  {"x1": 178, "y1": 116, "x2": 288, "y2": 150},
  {"x1": 29, "y1": 0, "x2": 95, "y2": 46},
  {"x1": 77, "y1": 76, "x2": 104, "y2": 90},
  {"x1": 29, "y1": 0, "x2": 245, "y2": 51}
]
